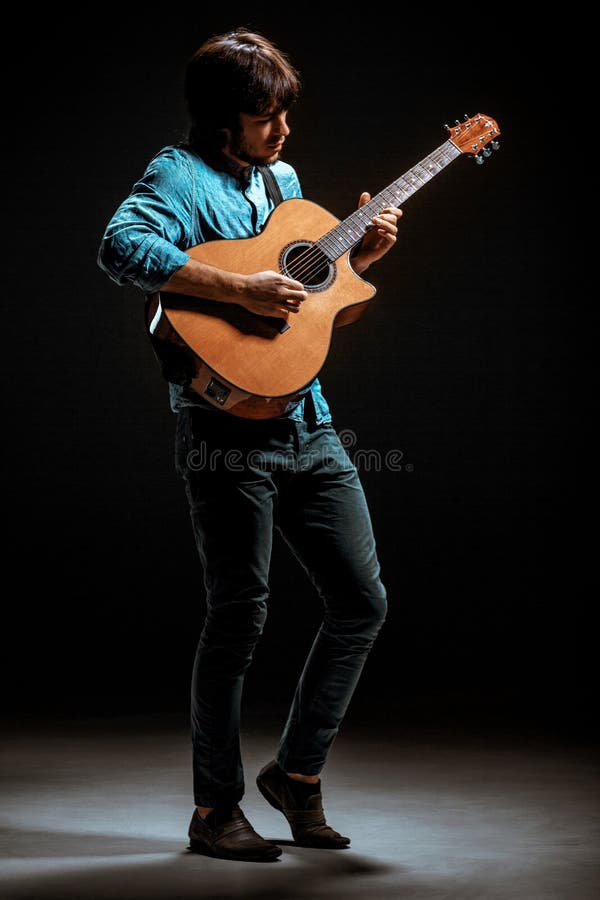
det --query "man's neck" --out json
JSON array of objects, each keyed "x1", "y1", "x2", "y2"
[{"x1": 219, "y1": 148, "x2": 253, "y2": 180}]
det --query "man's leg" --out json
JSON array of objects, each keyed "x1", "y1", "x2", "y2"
[
  {"x1": 175, "y1": 408, "x2": 277, "y2": 812},
  {"x1": 255, "y1": 420, "x2": 387, "y2": 847},
  {"x1": 275, "y1": 422, "x2": 388, "y2": 775}
]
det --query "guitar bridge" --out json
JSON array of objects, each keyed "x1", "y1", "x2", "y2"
[{"x1": 205, "y1": 377, "x2": 231, "y2": 405}]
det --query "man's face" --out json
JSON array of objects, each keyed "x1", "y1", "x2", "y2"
[{"x1": 225, "y1": 108, "x2": 290, "y2": 166}]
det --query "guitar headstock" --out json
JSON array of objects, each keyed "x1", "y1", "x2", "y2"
[{"x1": 447, "y1": 113, "x2": 501, "y2": 164}]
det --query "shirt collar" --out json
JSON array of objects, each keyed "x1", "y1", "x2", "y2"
[{"x1": 204, "y1": 150, "x2": 253, "y2": 183}]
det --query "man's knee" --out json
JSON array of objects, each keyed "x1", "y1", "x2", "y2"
[
  {"x1": 366, "y1": 580, "x2": 388, "y2": 632},
  {"x1": 204, "y1": 593, "x2": 269, "y2": 644},
  {"x1": 325, "y1": 578, "x2": 387, "y2": 639}
]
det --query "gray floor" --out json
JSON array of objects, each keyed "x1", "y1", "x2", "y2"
[{"x1": 1, "y1": 713, "x2": 598, "y2": 899}]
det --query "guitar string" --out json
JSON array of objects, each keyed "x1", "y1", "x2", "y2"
[
  {"x1": 281, "y1": 195, "x2": 392, "y2": 284},
  {"x1": 279, "y1": 187, "x2": 407, "y2": 284},
  {"x1": 276, "y1": 201, "x2": 377, "y2": 281},
  {"x1": 282, "y1": 207, "x2": 388, "y2": 285},
  {"x1": 279, "y1": 142, "x2": 457, "y2": 285},
  {"x1": 287, "y1": 252, "x2": 331, "y2": 285},
  {"x1": 281, "y1": 190, "x2": 407, "y2": 285},
  {"x1": 273, "y1": 178, "x2": 413, "y2": 283}
]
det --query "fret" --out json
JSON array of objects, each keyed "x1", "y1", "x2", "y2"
[{"x1": 413, "y1": 163, "x2": 434, "y2": 183}]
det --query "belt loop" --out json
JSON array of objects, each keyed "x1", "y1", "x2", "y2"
[{"x1": 304, "y1": 390, "x2": 318, "y2": 428}]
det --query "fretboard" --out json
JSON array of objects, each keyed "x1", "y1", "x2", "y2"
[{"x1": 316, "y1": 139, "x2": 462, "y2": 261}]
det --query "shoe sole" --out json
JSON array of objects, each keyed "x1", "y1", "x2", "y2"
[{"x1": 189, "y1": 838, "x2": 282, "y2": 862}]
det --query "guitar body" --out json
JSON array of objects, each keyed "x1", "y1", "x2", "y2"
[
  {"x1": 148, "y1": 198, "x2": 376, "y2": 419},
  {"x1": 145, "y1": 114, "x2": 501, "y2": 419}
]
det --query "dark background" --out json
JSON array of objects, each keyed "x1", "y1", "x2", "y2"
[{"x1": 5, "y1": 14, "x2": 582, "y2": 738}]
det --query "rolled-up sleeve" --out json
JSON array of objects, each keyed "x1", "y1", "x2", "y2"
[{"x1": 97, "y1": 148, "x2": 194, "y2": 294}]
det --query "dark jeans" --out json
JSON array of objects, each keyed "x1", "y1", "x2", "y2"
[{"x1": 175, "y1": 403, "x2": 387, "y2": 809}]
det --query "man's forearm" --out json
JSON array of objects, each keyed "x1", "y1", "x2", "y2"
[{"x1": 159, "y1": 257, "x2": 246, "y2": 303}]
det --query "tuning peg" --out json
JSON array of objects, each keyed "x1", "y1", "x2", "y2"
[
  {"x1": 444, "y1": 123, "x2": 450, "y2": 131},
  {"x1": 464, "y1": 113, "x2": 470, "y2": 119},
  {"x1": 491, "y1": 140, "x2": 500, "y2": 150},
  {"x1": 482, "y1": 147, "x2": 492, "y2": 158},
  {"x1": 474, "y1": 154, "x2": 485, "y2": 165}
]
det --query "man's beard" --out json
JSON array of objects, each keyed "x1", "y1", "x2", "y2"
[{"x1": 229, "y1": 128, "x2": 279, "y2": 166}]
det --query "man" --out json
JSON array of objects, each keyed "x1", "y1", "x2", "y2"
[{"x1": 98, "y1": 28, "x2": 402, "y2": 862}]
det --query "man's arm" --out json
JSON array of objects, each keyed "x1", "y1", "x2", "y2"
[
  {"x1": 159, "y1": 258, "x2": 306, "y2": 318},
  {"x1": 98, "y1": 148, "x2": 305, "y2": 317}
]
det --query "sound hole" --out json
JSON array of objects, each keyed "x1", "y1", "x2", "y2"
[{"x1": 280, "y1": 241, "x2": 336, "y2": 293}]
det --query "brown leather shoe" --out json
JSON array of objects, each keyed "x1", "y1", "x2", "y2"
[
  {"x1": 187, "y1": 804, "x2": 282, "y2": 862},
  {"x1": 256, "y1": 759, "x2": 351, "y2": 849}
]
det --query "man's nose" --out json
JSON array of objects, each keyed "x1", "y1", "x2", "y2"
[{"x1": 274, "y1": 115, "x2": 290, "y2": 136}]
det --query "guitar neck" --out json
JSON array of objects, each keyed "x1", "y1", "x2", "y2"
[{"x1": 316, "y1": 138, "x2": 462, "y2": 260}]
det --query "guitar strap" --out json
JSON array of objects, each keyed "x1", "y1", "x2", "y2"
[
  {"x1": 144, "y1": 165, "x2": 285, "y2": 387},
  {"x1": 257, "y1": 165, "x2": 284, "y2": 207}
]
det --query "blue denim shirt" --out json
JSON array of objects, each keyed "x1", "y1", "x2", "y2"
[{"x1": 97, "y1": 145, "x2": 332, "y2": 424}]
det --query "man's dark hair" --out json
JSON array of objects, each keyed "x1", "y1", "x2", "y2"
[{"x1": 185, "y1": 28, "x2": 301, "y2": 155}]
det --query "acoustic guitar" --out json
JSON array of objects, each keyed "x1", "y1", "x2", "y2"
[{"x1": 147, "y1": 112, "x2": 500, "y2": 419}]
